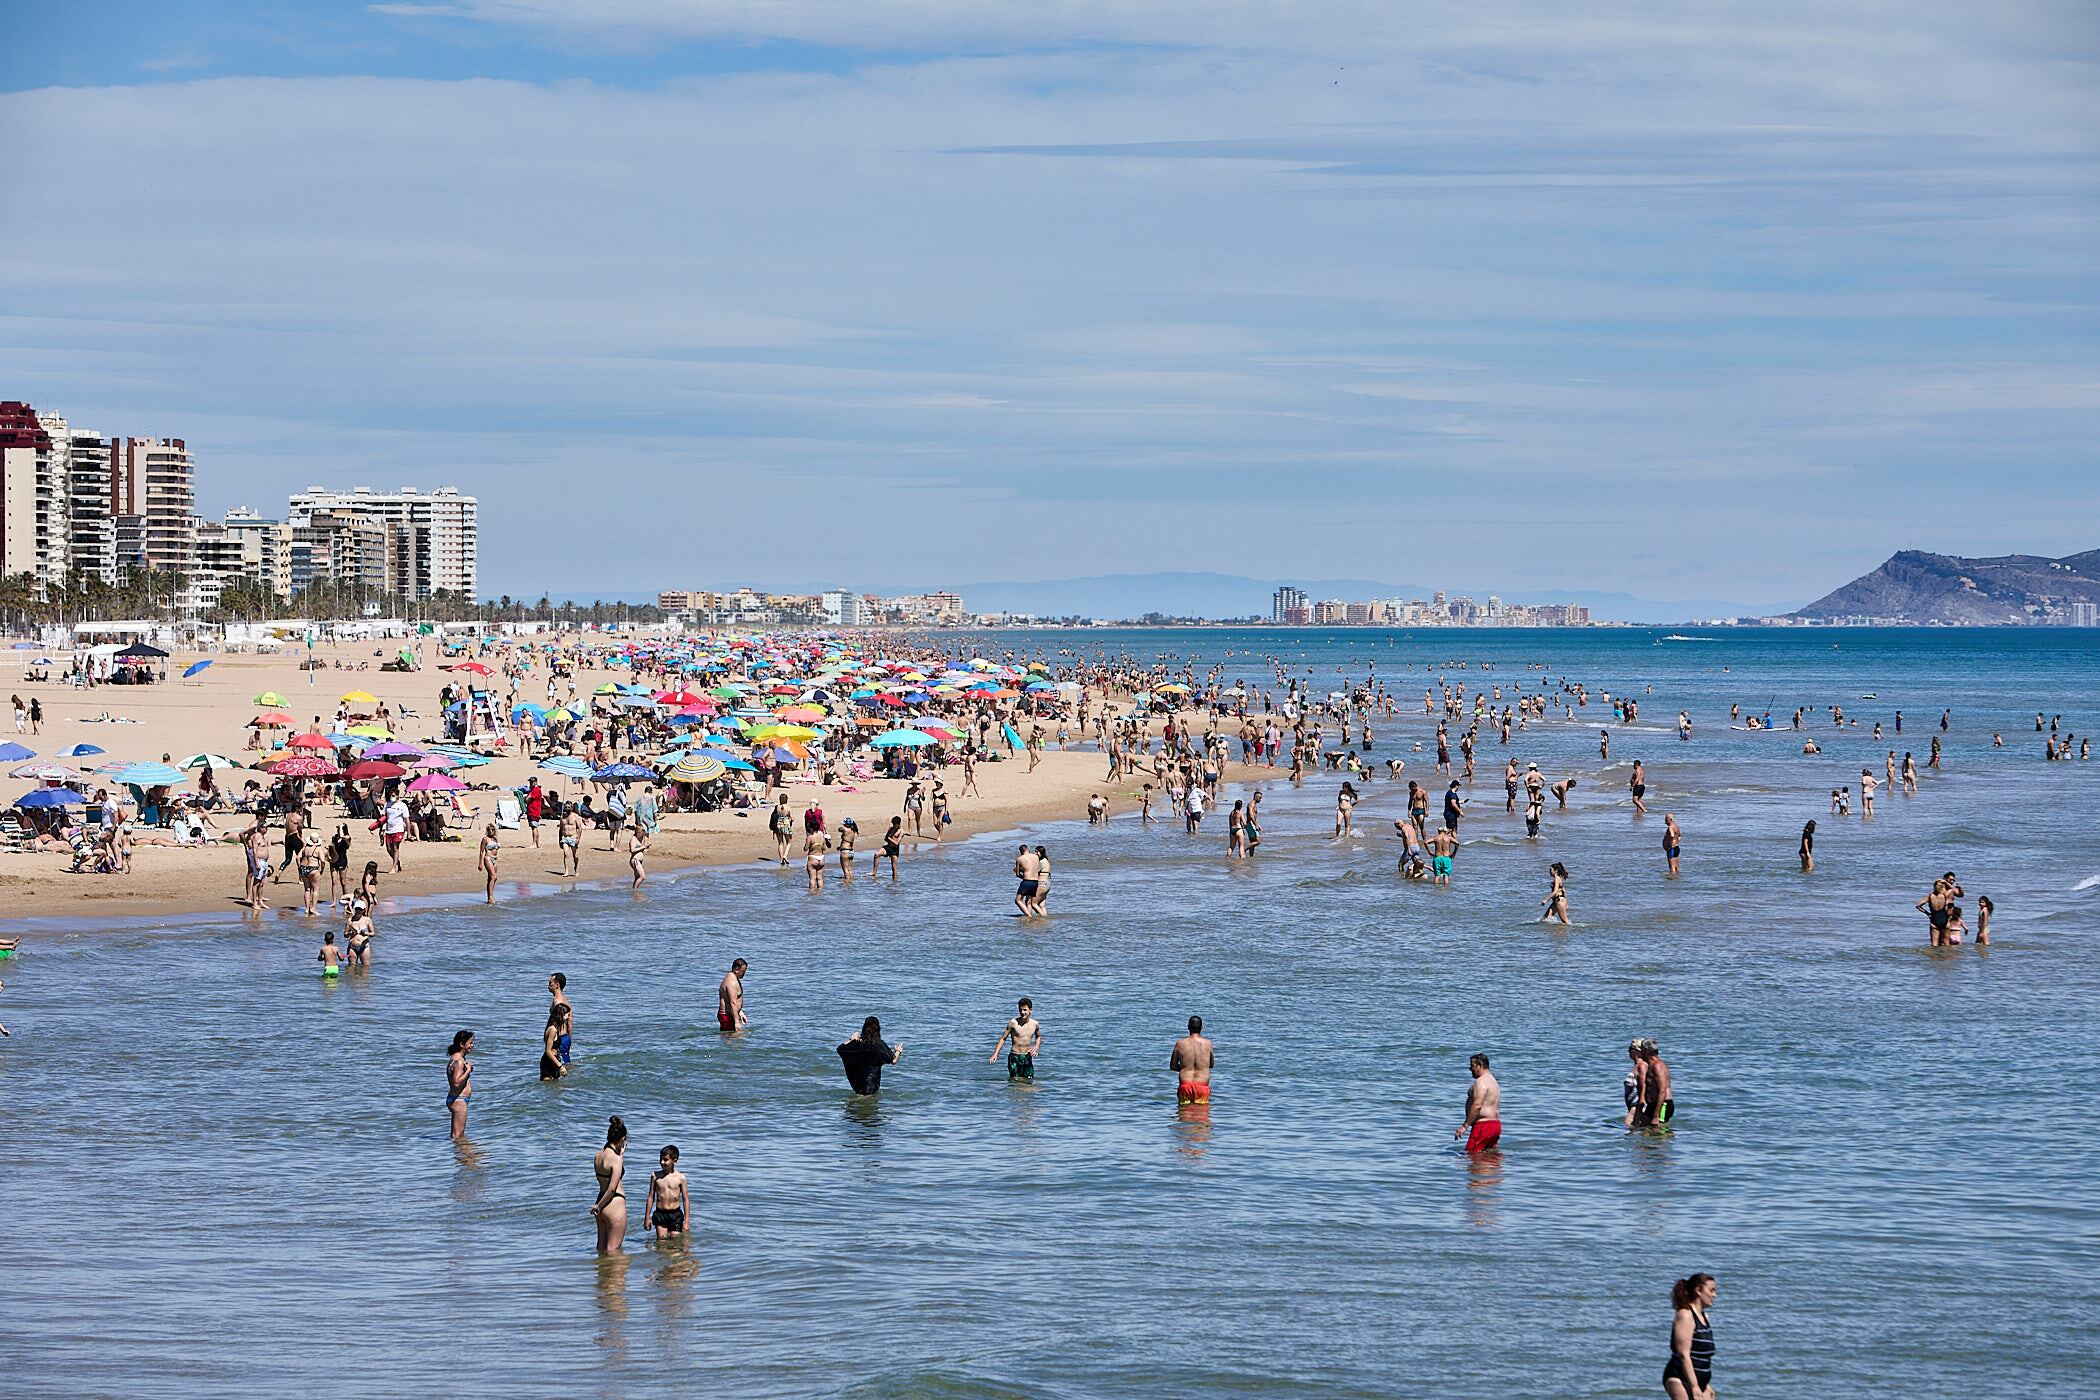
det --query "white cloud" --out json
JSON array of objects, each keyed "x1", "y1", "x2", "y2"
[{"x1": 5, "y1": 1, "x2": 2098, "y2": 594}]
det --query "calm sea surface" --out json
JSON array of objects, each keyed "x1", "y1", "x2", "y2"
[{"x1": 4, "y1": 628, "x2": 2097, "y2": 1398}]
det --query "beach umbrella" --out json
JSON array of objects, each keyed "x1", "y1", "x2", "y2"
[
  {"x1": 654, "y1": 690, "x2": 705, "y2": 706},
  {"x1": 751, "y1": 723, "x2": 820, "y2": 741},
  {"x1": 344, "y1": 760, "x2": 407, "y2": 781},
  {"x1": 15, "y1": 787, "x2": 84, "y2": 808},
  {"x1": 287, "y1": 732, "x2": 336, "y2": 750},
  {"x1": 253, "y1": 691, "x2": 288, "y2": 706},
  {"x1": 361, "y1": 741, "x2": 425, "y2": 759},
  {"x1": 591, "y1": 762, "x2": 657, "y2": 783},
  {"x1": 267, "y1": 754, "x2": 341, "y2": 779},
  {"x1": 870, "y1": 729, "x2": 938, "y2": 748},
  {"x1": 102, "y1": 761, "x2": 185, "y2": 786},
  {"x1": 544, "y1": 707, "x2": 577, "y2": 724},
  {"x1": 59, "y1": 743, "x2": 106, "y2": 757},
  {"x1": 716, "y1": 756, "x2": 758, "y2": 772},
  {"x1": 0, "y1": 742, "x2": 33, "y2": 762},
  {"x1": 346, "y1": 723, "x2": 393, "y2": 739},
  {"x1": 594, "y1": 682, "x2": 619, "y2": 695},
  {"x1": 11, "y1": 761, "x2": 81, "y2": 782},
  {"x1": 667, "y1": 754, "x2": 727, "y2": 783},
  {"x1": 181, "y1": 753, "x2": 239, "y2": 770},
  {"x1": 407, "y1": 772, "x2": 467, "y2": 792},
  {"x1": 340, "y1": 690, "x2": 379, "y2": 706},
  {"x1": 182, "y1": 659, "x2": 213, "y2": 679},
  {"x1": 456, "y1": 662, "x2": 492, "y2": 676},
  {"x1": 427, "y1": 748, "x2": 493, "y2": 768},
  {"x1": 537, "y1": 756, "x2": 594, "y2": 779},
  {"x1": 250, "y1": 711, "x2": 293, "y2": 728},
  {"x1": 414, "y1": 753, "x2": 460, "y2": 770}
]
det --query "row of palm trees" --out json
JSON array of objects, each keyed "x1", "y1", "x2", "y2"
[{"x1": 0, "y1": 568, "x2": 668, "y2": 632}]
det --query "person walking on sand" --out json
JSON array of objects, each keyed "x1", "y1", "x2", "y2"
[
  {"x1": 1171, "y1": 1015, "x2": 1214, "y2": 1104},
  {"x1": 1662, "y1": 814, "x2": 1682, "y2": 876},
  {"x1": 717, "y1": 958, "x2": 748, "y2": 1032},
  {"x1": 1455, "y1": 1053, "x2": 1501, "y2": 1152},
  {"x1": 558, "y1": 804, "x2": 583, "y2": 877},
  {"x1": 591, "y1": 1116, "x2": 628, "y2": 1254},
  {"x1": 445, "y1": 1030, "x2": 474, "y2": 1138},
  {"x1": 478, "y1": 823, "x2": 500, "y2": 903},
  {"x1": 989, "y1": 997, "x2": 1043, "y2": 1082}
]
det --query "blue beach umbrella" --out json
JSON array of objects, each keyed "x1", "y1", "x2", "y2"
[
  {"x1": 103, "y1": 761, "x2": 185, "y2": 786},
  {"x1": 0, "y1": 742, "x2": 34, "y2": 762},
  {"x1": 59, "y1": 743, "x2": 104, "y2": 757},
  {"x1": 538, "y1": 756, "x2": 594, "y2": 779},
  {"x1": 182, "y1": 660, "x2": 213, "y2": 678},
  {"x1": 717, "y1": 756, "x2": 758, "y2": 772},
  {"x1": 870, "y1": 729, "x2": 937, "y2": 748},
  {"x1": 15, "y1": 787, "x2": 84, "y2": 808},
  {"x1": 592, "y1": 762, "x2": 657, "y2": 783}
]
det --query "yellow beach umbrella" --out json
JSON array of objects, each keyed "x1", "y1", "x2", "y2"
[
  {"x1": 253, "y1": 691, "x2": 288, "y2": 706},
  {"x1": 340, "y1": 690, "x2": 379, "y2": 705}
]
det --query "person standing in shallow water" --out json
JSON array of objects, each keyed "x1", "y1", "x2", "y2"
[
  {"x1": 1541, "y1": 862, "x2": 1569, "y2": 925},
  {"x1": 1663, "y1": 1273, "x2": 1718, "y2": 1400},
  {"x1": 1171, "y1": 1015, "x2": 1214, "y2": 1104},
  {"x1": 592, "y1": 1116, "x2": 628, "y2": 1254},
  {"x1": 838, "y1": 1016, "x2": 901, "y2": 1095},
  {"x1": 445, "y1": 1030, "x2": 474, "y2": 1138},
  {"x1": 1455, "y1": 1053, "x2": 1500, "y2": 1152},
  {"x1": 1662, "y1": 814, "x2": 1682, "y2": 876}
]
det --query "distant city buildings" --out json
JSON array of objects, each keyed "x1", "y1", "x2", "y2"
[
  {"x1": 1, "y1": 397, "x2": 479, "y2": 614},
  {"x1": 1261, "y1": 581, "x2": 1592, "y2": 626},
  {"x1": 654, "y1": 587, "x2": 967, "y2": 629}
]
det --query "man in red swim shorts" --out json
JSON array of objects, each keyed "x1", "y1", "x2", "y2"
[
  {"x1": 1171, "y1": 1014, "x2": 1213, "y2": 1103},
  {"x1": 1455, "y1": 1052, "x2": 1502, "y2": 1152},
  {"x1": 717, "y1": 957, "x2": 748, "y2": 1033}
]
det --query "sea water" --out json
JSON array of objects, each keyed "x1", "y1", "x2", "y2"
[{"x1": 3, "y1": 628, "x2": 2096, "y2": 1397}]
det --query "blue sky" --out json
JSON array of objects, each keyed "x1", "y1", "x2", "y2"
[{"x1": 4, "y1": 1, "x2": 2096, "y2": 606}]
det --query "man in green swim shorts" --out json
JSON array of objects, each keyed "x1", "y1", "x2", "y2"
[
  {"x1": 1429, "y1": 827, "x2": 1457, "y2": 887},
  {"x1": 988, "y1": 996, "x2": 1042, "y2": 1081}
]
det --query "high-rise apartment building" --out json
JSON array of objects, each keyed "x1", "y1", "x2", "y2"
[
  {"x1": 821, "y1": 589, "x2": 864, "y2": 626},
  {"x1": 1272, "y1": 585, "x2": 1308, "y2": 623},
  {"x1": 46, "y1": 415, "x2": 117, "y2": 585},
  {"x1": 0, "y1": 402, "x2": 70, "y2": 593},
  {"x1": 286, "y1": 485, "x2": 478, "y2": 600},
  {"x1": 112, "y1": 437, "x2": 197, "y2": 578},
  {"x1": 191, "y1": 507, "x2": 297, "y2": 611}
]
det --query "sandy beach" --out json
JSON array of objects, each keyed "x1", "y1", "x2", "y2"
[{"x1": 0, "y1": 640, "x2": 1254, "y2": 926}]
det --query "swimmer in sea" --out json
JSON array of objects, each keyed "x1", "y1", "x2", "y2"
[
  {"x1": 988, "y1": 996, "x2": 1043, "y2": 1081},
  {"x1": 1663, "y1": 814, "x2": 1682, "y2": 876},
  {"x1": 645, "y1": 1145, "x2": 688, "y2": 1239},
  {"x1": 1630, "y1": 760, "x2": 1647, "y2": 815},
  {"x1": 541, "y1": 1002, "x2": 571, "y2": 1080},
  {"x1": 1171, "y1": 1015, "x2": 1214, "y2": 1104},
  {"x1": 1799, "y1": 820, "x2": 1815, "y2": 872},
  {"x1": 1541, "y1": 862, "x2": 1570, "y2": 925},
  {"x1": 316, "y1": 929, "x2": 341, "y2": 977},
  {"x1": 1663, "y1": 1273, "x2": 1719, "y2": 1400},
  {"x1": 717, "y1": 958, "x2": 748, "y2": 1032},
  {"x1": 592, "y1": 1116, "x2": 628, "y2": 1254},
  {"x1": 1013, "y1": 843, "x2": 1040, "y2": 917},
  {"x1": 1428, "y1": 825, "x2": 1457, "y2": 887},
  {"x1": 1637, "y1": 1039, "x2": 1674, "y2": 1129},
  {"x1": 1976, "y1": 895, "x2": 1993, "y2": 946},
  {"x1": 1454, "y1": 1053, "x2": 1501, "y2": 1152},
  {"x1": 1552, "y1": 777, "x2": 1576, "y2": 810},
  {"x1": 446, "y1": 1030, "x2": 474, "y2": 1138}
]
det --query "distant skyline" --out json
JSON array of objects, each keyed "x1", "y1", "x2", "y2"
[{"x1": 4, "y1": 1, "x2": 2096, "y2": 603}]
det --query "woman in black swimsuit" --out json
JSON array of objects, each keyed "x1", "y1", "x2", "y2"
[
  {"x1": 592, "y1": 1116, "x2": 628, "y2": 1254},
  {"x1": 1663, "y1": 1272, "x2": 1716, "y2": 1400}
]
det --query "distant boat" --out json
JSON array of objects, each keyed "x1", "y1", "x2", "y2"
[{"x1": 1659, "y1": 634, "x2": 1718, "y2": 643}]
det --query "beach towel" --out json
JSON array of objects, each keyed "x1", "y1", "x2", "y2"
[{"x1": 495, "y1": 795, "x2": 522, "y2": 830}]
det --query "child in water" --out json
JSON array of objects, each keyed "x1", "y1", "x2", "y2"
[{"x1": 317, "y1": 930, "x2": 341, "y2": 977}]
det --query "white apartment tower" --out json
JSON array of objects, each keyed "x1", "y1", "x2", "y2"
[
  {"x1": 287, "y1": 485, "x2": 478, "y2": 600},
  {"x1": 113, "y1": 436, "x2": 197, "y2": 578}
]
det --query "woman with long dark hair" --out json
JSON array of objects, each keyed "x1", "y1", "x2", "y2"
[
  {"x1": 592, "y1": 1116, "x2": 628, "y2": 1253},
  {"x1": 1663, "y1": 1273, "x2": 1717, "y2": 1400}
]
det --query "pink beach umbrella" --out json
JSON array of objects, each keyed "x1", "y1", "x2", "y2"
[{"x1": 406, "y1": 772, "x2": 467, "y2": 792}]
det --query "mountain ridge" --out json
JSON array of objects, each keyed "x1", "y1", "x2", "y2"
[{"x1": 1792, "y1": 549, "x2": 2100, "y2": 624}]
